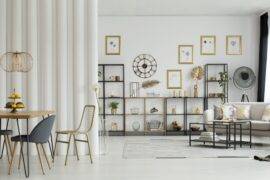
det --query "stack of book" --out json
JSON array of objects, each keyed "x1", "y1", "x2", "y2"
[{"x1": 199, "y1": 132, "x2": 220, "y2": 141}]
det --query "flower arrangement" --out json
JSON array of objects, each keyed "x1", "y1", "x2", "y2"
[
  {"x1": 191, "y1": 66, "x2": 204, "y2": 81},
  {"x1": 191, "y1": 66, "x2": 204, "y2": 97}
]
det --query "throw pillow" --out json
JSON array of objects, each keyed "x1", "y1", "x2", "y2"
[
  {"x1": 214, "y1": 105, "x2": 223, "y2": 120},
  {"x1": 235, "y1": 105, "x2": 251, "y2": 120},
  {"x1": 262, "y1": 105, "x2": 270, "y2": 121},
  {"x1": 222, "y1": 105, "x2": 237, "y2": 121}
]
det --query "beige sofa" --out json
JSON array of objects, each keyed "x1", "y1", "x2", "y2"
[{"x1": 204, "y1": 102, "x2": 270, "y2": 136}]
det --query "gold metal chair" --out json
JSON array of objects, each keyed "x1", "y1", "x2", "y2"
[{"x1": 53, "y1": 105, "x2": 95, "y2": 165}]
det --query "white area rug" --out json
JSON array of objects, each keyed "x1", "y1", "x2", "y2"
[{"x1": 123, "y1": 138, "x2": 270, "y2": 159}]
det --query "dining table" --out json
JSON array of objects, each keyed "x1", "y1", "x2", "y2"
[{"x1": 0, "y1": 110, "x2": 55, "y2": 178}]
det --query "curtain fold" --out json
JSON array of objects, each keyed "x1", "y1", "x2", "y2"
[{"x1": 257, "y1": 13, "x2": 269, "y2": 102}]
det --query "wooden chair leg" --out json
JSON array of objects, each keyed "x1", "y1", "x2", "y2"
[
  {"x1": 64, "y1": 134, "x2": 72, "y2": 166},
  {"x1": 4, "y1": 135, "x2": 11, "y2": 164},
  {"x1": 73, "y1": 134, "x2": 79, "y2": 161},
  {"x1": 36, "y1": 143, "x2": 45, "y2": 175},
  {"x1": 40, "y1": 144, "x2": 51, "y2": 169},
  {"x1": 18, "y1": 142, "x2": 23, "y2": 170},
  {"x1": 52, "y1": 133, "x2": 59, "y2": 163},
  {"x1": 8, "y1": 142, "x2": 18, "y2": 175},
  {"x1": 85, "y1": 134, "x2": 93, "y2": 164}
]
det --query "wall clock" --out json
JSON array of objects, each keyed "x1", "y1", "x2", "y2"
[{"x1": 132, "y1": 54, "x2": 157, "y2": 78}]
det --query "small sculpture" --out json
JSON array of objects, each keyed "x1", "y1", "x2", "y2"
[
  {"x1": 150, "y1": 107, "x2": 158, "y2": 113},
  {"x1": 172, "y1": 121, "x2": 181, "y2": 131}
]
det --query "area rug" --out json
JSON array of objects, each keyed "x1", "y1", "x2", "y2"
[{"x1": 123, "y1": 138, "x2": 270, "y2": 159}]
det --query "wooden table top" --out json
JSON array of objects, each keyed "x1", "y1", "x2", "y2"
[{"x1": 0, "y1": 110, "x2": 55, "y2": 119}]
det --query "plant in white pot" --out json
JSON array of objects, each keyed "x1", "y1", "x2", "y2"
[{"x1": 109, "y1": 101, "x2": 119, "y2": 115}]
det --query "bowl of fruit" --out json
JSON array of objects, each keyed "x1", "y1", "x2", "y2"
[{"x1": 5, "y1": 89, "x2": 25, "y2": 113}]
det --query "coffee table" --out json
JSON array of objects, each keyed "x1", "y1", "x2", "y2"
[{"x1": 189, "y1": 120, "x2": 252, "y2": 149}]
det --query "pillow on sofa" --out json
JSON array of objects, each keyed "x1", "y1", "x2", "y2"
[
  {"x1": 235, "y1": 105, "x2": 251, "y2": 120},
  {"x1": 214, "y1": 105, "x2": 223, "y2": 120},
  {"x1": 262, "y1": 105, "x2": 270, "y2": 121},
  {"x1": 222, "y1": 105, "x2": 236, "y2": 121}
]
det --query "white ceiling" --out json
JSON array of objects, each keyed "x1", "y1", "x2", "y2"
[{"x1": 99, "y1": 0, "x2": 270, "y2": 16}]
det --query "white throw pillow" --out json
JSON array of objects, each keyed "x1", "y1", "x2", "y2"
[
  {"x1": 262, "y1": 105, "x2": 270, "y2": 121},
  {"x1": 235, "y1": 105, "x2": 251, "y2": 120},
  {"x1": 222, "y1": 105, "x2": 236, "y2": 121}
]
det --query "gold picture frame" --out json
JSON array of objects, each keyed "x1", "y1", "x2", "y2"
[
  {"x1": 178, "y1": 45, "x2": 193, "y2": 64},
  {"x1": 200, "y1": 35, "x2": 216, "y2": 55},
  {"x1": 105, "y1": 35, "x2": 121, "y2": 55},
  {"x1": 226, "y1": 35, "x2": 242, "y2": 55},
  {"x1": 167, "y1": 70, "x2": 182, "y2": 89}
]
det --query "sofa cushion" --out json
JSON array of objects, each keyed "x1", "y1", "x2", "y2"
[
  {"x1": 235, "y1": 105, "x2": 251, "y2": 120},
  {"x1": 251, "y1": 120, "x2": 270, "y2": 131},
  {"x1": 250, "y1": 104, "x2": 266, "y2": 120},
  {"x1": 262, "y1": 105, "x2": 270, "y2": 121}
]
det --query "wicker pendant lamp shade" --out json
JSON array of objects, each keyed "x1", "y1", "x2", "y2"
[{"x1": 0, "y1": 51, "x2": 33, "y2": 72}]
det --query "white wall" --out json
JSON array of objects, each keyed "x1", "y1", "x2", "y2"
[{"x1": 99, "y1": 15, "x2": 260, "y2": 102}]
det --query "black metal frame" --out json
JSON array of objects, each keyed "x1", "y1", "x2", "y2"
[
  {"x1": 98, "y1": 64, "x2": 126, "y2": 136},
  {"x1": 204, "y1": 63, "x2": 229, "y2": 109}
]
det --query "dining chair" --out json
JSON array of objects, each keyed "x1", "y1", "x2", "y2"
[
  {"x1": 53, "y1": 105, "x2": 95, "y2": 166},
  {"x1": 8, "y1": 115, "x2": 55, "y2": 175},
  {"x1": 0, "y1": 119, "x2": 12, "y2": 164}
]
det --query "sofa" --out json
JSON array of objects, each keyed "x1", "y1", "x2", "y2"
[{"x1": 204, "y1": 102, "x2": 270, "y2": 136}]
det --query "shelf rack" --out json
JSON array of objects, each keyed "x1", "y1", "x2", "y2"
[
  {"x1": 98, "y1": 64, "x2": 125, "y2": 136},
  {"x1": 204, "y1": 64, "x2": 229, "y2": 110}
]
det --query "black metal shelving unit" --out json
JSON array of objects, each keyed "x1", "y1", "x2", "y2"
[
  {"x1": 165, "y1": 97, "x2": 205, "y2": 136},
  {"x1": 98, "y1": 64, "x2": 125, "y2": 136},
  {"x1": 204, "y1": 64, "x2": 229, "y2": 109}
]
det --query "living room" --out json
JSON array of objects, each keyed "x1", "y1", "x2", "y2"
[{"x1": 0, "y1": 0, "x2": 270, "y2": 179}]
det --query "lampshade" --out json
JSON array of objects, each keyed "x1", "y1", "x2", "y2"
[{"x1": 0, "y1": 51, "x2": 33, "y2": 72}]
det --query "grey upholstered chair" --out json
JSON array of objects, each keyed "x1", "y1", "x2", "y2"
[
  {"x1": 54, "y1": 105, "x2": 95, "y2": 166},
  {"x1": 8, "y1": 115, "x2": 55, "y2": 175}
]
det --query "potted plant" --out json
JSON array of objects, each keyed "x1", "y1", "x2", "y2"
[
  {"x1": 218, "y1": 72, "x2": 229, "y2": 103},
  {"x1": 109, "y1": 101, "x2": 119, "y2": 114}
]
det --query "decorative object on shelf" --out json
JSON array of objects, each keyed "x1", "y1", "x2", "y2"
[
  {"x1": 105, "y1": 35, "x2": 121, "y2": 55},
  {"x1": 178, "y1": 90, "x2": 183, "y2": 97},
  {"x1": 150, "y1": 107, "x2": 158, "y2": 114},
  {"x1": 178, "y1": 45, "x2": 193, "y2": 64},
  {"x1": 130, "y1": 82, "x2": 140, "y2": 97},
  {"x1": 171, "y1": 107, "x2": 176, "y2": 114},
  {"x1": 5, "y1": 89, "x2": 25, "y2": 113},
  {"x1": 172, "y1": 121, "x2": 181, "y2": 131},
  {"x1": 209, "y1": 77, "x2": 217, "y2": 81},
  {"x1": 98, "y1": 70, "x2": 102, "y2": 79},
  {"x1": 191, "y1": 66, "x2": 204, "y2": 97},
  {"x1": 193, "y1": 107, "x2": 202, "y2": 114},
  {"x1": 167, "y1": 69, "x2": 182, "y2": 89},
  {"x1": 111, "y1": 122, "x2": 118, "y2": 131},
  {"x1": 109, "y1": 101, "x2": 119, "y2": 114},
  {"x1": 115, "y1": 76, "x2": 121, "y2": 81},
  {"x1": 218, "y1": 71, "x2": 229, "y2": 103},
  {"x1": 147, "y1": 120, "x2": 162, "y2": 131},
  {"x1": 0, "y1": 51, "x2": 33, "y2": 72},
  {"x1": 133, "y1": 54, "x2": 157, "y2": 78},
  {"x1": 142, "y1": 80, "x2": 160, "y2": 88},
  {"x1": 130, "y1": 108, "x2": 139, "y2": 115},
  {"x1": 190, "y1": 126, "x2": 200, "y2": 131},
  {"x1": 226, "y1": 35, "x2": 242, "y2": 55},
  {"x1": 200, "y1": 35, "x2": 216, "y2": 55},
  {"x1": 132, "y1": 121, "x2": 140, "y2": 132},
  {"x1": 233, "y1": 66, "x2": 256, "y2": 102}
]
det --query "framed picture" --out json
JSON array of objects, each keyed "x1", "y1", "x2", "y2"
[
  {"x1": 178, "y1": 45, "x2": 193, "y2": 64},
  {"x1": 226, "y1": 35, "x2": 242, "y2": 55},
  {"x1": 167, "y1": 70, "x2": 182, "y2": 89},
  {"x1": 105, "y1": 35, "x2": 121, "y2": 55},
  {"x1": 200, "y1": 35, "x2": 216, "y2": 55}
]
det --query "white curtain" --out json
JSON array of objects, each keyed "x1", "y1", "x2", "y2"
[{"x1": 0, "y1": 0, "x2": 98, "y2": 155}]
